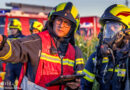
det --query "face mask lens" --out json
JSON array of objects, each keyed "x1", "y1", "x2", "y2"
[{"x1": 103, "y1": 21, "x2": 123, "y2": 38}]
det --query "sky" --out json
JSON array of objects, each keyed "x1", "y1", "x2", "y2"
[{"x1": 0, "y1": 0, "x2": 129, "y2": 17}]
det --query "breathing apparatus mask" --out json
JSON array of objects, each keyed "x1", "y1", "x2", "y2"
[
  {"x1": 103, "y1": 21, "x2": 125, "y2": 46},
  {"x1": 100, "y1": 21, "x2": 126, "y2": 56}
]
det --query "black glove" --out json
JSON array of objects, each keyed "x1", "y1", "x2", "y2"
[
  {"x1": 0, "y1": 35, "x2": 7, "y2": 50},
  {"x1": 100, "y1": 44, "x2": 111, "y2": 57}
]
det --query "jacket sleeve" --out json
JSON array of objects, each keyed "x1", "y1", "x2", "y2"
[
  {"x1": 81, "y1": 52, "x2": 96, "y2": 90},
  {"x1": 0, "y1": 34, "x2": 42, "y2": 64},
  {"x1": 75, "y1": 46, "x2": 84, "y2": 74}
]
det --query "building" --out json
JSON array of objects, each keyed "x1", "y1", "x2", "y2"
[{"x1": 6, "y1": 2, "x2": 53, "y2": 15}]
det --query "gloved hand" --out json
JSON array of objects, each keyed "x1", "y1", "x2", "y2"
[
  {"x1": 0, "y1": 35, "x2": 7, "y2": 50},
  {"x1": 100, "y1": 44, "x2": 111, "y2": 57},
  {"x1": 66, "y1": 79, "x2": 80, "y2": 90},
  {"x1": 112, "y1": 29, "x2": 130, "y2": 50}
]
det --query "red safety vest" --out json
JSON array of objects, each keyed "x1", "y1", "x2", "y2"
[{"x1": 18, "y1": 31, "x2": 76, "y2": 90}]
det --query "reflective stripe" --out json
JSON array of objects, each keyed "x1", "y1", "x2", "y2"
[
  {"x1": 83, "y1": 69, "x2": 95, "y2": 82},
  {"x1": 103, "y1": 57, "x2": 108, "y2": 59},
  {"x1": 117, "y1": 69, "x2": 126, "y2": 77},
  {"x1": 116, "y1": 65, "x2": 119, "y2": 67},
  {"x1": 41, "y1": 53, "x2": 59, "y2": 59},
  {"x1": 92, "y1": 57, "x2": 109, "y2": 63},
  {"x1": 63, "y1": 60, "x2": 74, "y2": 67},
  {"x1": 108, "y1": 68, "x2": 118, "y2": 72},
  {"x1": 77, "y1": 70, "x2": 83, "y2": 74},
  {"x1": 40, "y1": 53, "x2": 74, "y2": 67},
  {"x1": 76, "y1": 58, "x2": 84, "y2": 65},
  {"x1": 92, "y1": 58, "x2": 95, "y2": 61},
  {"x1": 108, "y1": 68, "x2": 126, "y2": 77},
  {"x1": 102, "y1": 57, "x2": 109, "y2": 63},
  {"x1": 8, "y1": 38, "x2": 19, "y2": 40},
  {"x1": 92, "y1": 58, "x2": 97, "y2": 64},
  {"x1": 0, "y1": 40, "x2": 12, "y2": 60},
  {"x1": 108, "y1": 68, "x2": 126, "y2": 73}
]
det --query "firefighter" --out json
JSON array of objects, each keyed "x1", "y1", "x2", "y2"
[
  {"x1": 81, "y1": 4, "x2": 130, "y2": 90},
  {"x1": 4, "y1": 19, "x2": 25, "y2": 90},
  {"x1": 0, "y1": 2, "x2": 84, "y2": 90},
  {"x1": 30, "y1": 21, "x2": 43, "y2": 34}
]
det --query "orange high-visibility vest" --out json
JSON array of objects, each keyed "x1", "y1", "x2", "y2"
[
  {"x1": 35, "y1": 31, "x2": 76, "y2": 90},
  {"x1": 18, "y1": 31, "x2": 76, "y2": 90}
]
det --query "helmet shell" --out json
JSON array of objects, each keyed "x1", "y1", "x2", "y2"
[
  {"x1": 100, "y1": 4, "x2": 130, "y2": 29},
  {"x1": 30, "y1": 21, "x2": 43, "y2": 32},
  {"x1": 9, "y1": 19, "x2": 22, "y2": 31},
  {"x1": 48, "y1": 2, "x2": 80, "y2": 32}
]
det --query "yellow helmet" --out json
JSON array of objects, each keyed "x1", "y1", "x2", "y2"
[
  {"x1": 30, "y1": 21, "x2": 43, "y2": 32},
  {"x1": 100, "y1": 4, "x2": 130, "y2": 29},
  {"x1": 9, "y1": 19, "x2": 22, "y2": 31},
  {"x1": 48, "y1": 2, "x2": 80, "y2": 32}
]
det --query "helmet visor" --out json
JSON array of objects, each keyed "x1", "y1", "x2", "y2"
[{"x1": 103, "y1": 21, "x2": 124, "y2": 38}]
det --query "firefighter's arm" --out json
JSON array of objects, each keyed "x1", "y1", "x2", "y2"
[
  {"x1": 65, "y1": 46, "x2": 84, "y2": 89},
  {"x1": 0, "y1": 35, "x2": 7, "y2": 50},
  {"x1": 0, "y1": 35, "x2": 12, "y2": 61},
  {"x1": 65, "y1": 47, "x2": 84, "y2": 89},
  {"x1": 0, "y1": 34, "x2": 22, "y2": 62},
  {"x1": 81, "y1": 53, "x2": 96, "y2": 90},
  {"x1": 75, "y1": 46, "x2": 84, "y2": 74},
  {"x1": 0, "y1": 34, "x2": 41, "y2": 63}
]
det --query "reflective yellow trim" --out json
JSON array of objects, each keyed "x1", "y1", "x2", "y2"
[
  {"x1": 77, "y1": 70, "x2": 83, "y2": 74},
  {"x1": 102, "y1": 57, "x2": 109, "y2": 63},
  {"x1": 92, "y1": 58, "x2": 95, "y2": 61},
  {"x1": 0, "y1": 40, "x2": 12, "y2": 60},
  {"x1": 117, "y1": 65, "x2": 119, "y2": 67},
  {"x1": 64, "y1": 58, "x2": 74, "y2": 63},
  {"x1": 41, "y1": 53, "x2": 59, "y2": 59},
  {"x1": 117, "y1": 69, "x2": 126, "y2": 77},
  {"x1": 40, "y1": 53, "x2": 74, "y2": 67},
  {"x1": 8, "y1": 38, "x2": 19, "y2": 40},
  {"x1": 63, "y1": 59, "x2": 74, "y2": 67},
  {"x1": 83, "y1": 69, "x2": 95, "y2": 82},
  {"x1": 108, "y1": 68, "x2": 126, "y2": 72},
  {"x1": 102, "y1": 60, "x2": 108, "y2": 63},
  {"x1": 103, "y1": 57, "x2": 108, "y2": 59},
  {"x1": 76, "y1": 58, "x2": 84, "y2": 65},
  {"x1": 40, "y1": 57, "x2": 59, "y2": 63},
  {"x1": 108, "y1": 68, "x2": 118, "y2": 72},
  {"x1": 108, "y1": 68, "x2": 126, "y2": 77},
  {"x1": 11, "y1": 62, "x2": 17, "y2": 64}
]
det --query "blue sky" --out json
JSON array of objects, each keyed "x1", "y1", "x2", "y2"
[{"x1": 0, "y1": 0, "x2": 129, "y2": 17}]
